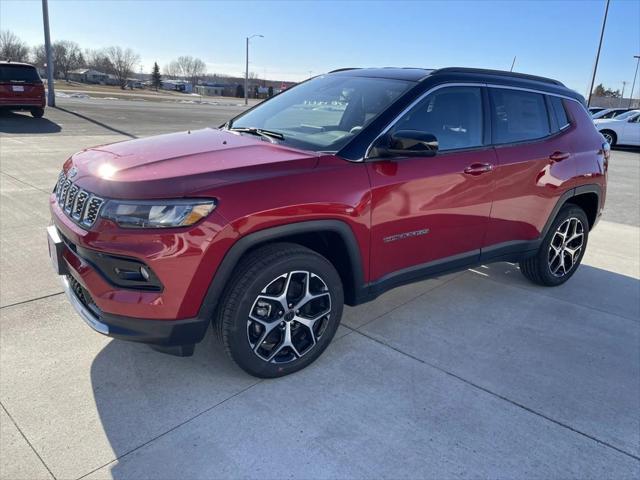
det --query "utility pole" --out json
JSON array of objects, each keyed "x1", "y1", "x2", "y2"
[
  {"x1": 619, "y1": 81, "x2": 627, "y2": 107},
  {"x1": 587, "y1": 0, "x2": 610, "y2": 107},
  {"x1": 629, "y1": 55, "x2": 640, "y2": 108},
  {"x1": 42, "y1": 0, "x2": 55, "y2": 107},
  {"x1": 244, "y1": 34, "x2": 263, "y2": 105}
]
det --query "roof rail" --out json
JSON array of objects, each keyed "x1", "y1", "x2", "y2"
[
  {"x1": 431, "y1": 67, "x2": 565, "y2": 87},
  {"x1": 328, "y1": 68, "x2": 361, "y2": 73}
]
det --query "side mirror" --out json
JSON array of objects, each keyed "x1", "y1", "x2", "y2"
[{"x1": 369, "y1": 130, "x2": 439, "y2": 159}]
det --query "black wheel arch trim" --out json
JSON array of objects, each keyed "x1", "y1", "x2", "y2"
[
  {"x1": 197, "y1": 219, "x2": 367, "y2": 321},
  {"x1": 541, "y1": 184, "x2": 602, "y2": 238}
]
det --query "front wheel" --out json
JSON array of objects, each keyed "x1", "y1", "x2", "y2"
[
  {"x1": 520, "y1": 205, "x2": 589, "y2": 286},
  {"x1": 217, "y1": 243, "x2": 344, "y2": 378}
]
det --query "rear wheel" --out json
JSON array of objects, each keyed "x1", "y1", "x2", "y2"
[
  {"x1": 600, "y1": 129, "x2": 616, "y2": 146},
  {"x1": 31, "y1": 108, "x2": 44, "y2": 118},
  {"x1": 520, "y1": 205, "x2": 589, "y2": 286},
  {"x1": 217, "y1": 243, "x2": 343, "y2": 378}
]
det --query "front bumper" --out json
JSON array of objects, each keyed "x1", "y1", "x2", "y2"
[
  {"x1": 61, "y1": 274, "x2": 209, "y2": 347},
  {"x1": 48, "y1": 223, "x2": 210, "y2": 348}
]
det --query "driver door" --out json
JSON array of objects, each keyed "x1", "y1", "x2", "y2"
[{"x1": 367, "y1": 85, "x2": 496, "y2": 281}]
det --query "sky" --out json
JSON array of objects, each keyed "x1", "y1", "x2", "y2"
[{"x1": 1, "y1": 0, "x2": 639, "y2": 96}]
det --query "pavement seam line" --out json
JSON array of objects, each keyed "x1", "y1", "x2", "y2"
[
  {"x1": 0, "y1": 171, "x2": 51, "y2": 195},
  {"x1": 474, "y1": 267, "x2": 640, "y2": 325},
  {"x1": 349, "y1": 327, "x2": 640, "y2": 462},
  {"x1": 1, "y1": 292, "x2": 64, "y2": 310},
  {"x1": 75, "y1": 380, "x2": 263, "y2": 480},
  {"x1": 0, "y1": 401, "x2": 57, "y2": 480}
]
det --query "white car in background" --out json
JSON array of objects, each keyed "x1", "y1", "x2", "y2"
[{"x1": 595, "y1": 109, "x2": 640, "y2": 146}]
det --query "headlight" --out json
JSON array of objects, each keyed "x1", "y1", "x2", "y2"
[{"x1": 101, "y1": 199, "x2": 216, "y2": 228}]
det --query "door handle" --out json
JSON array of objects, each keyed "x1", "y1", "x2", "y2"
[
  {"x1": 549, "y1": 151, "x2": 570, "y2": 162},
  {"x1": 464, "y1": 163, "x2": 493, "y2": 175}
]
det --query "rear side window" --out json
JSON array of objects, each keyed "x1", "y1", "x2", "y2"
[
  {"x1": 0, "y1": 65, "x2": 41, "y2": 83},
  {"x1": 549, "y1": 96, "x2": 570, "y2": 130},
  {"x1": 490, "y1": 89, "x2": 550, "y2": 144},
  {"x1": 393, "y1": 86, "x2": 483, "y2": 151}
]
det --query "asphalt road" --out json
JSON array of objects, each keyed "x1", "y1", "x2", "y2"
[
  {"x1": 0, "y1": 96, "x2": 251, "y2": 138},
  {"x1": 0, "y1": 97, "x2": 638, "y2": 480}
]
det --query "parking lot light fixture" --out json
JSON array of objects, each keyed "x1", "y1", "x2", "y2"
[{"x1": 245, "y1": 34, "x2": 264, "y2": 106}]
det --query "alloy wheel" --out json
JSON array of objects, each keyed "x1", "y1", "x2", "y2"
[
  {"x1": 247, "y1": 271, "x2": 332, "y2": 363},
  {"x1": 602, "y1": 132, "x2": 614, "y2": 145},
  {"x1": 548, "y1": 217, "x2": 584, "y2": 277}
]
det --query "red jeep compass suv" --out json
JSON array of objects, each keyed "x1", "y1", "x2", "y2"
[
  {"x1": 0, "y1": 61, "x2": 46, "y2": 117},
  {"x1": 48, "y1": 67, "x2": 608, "y2": 377}
]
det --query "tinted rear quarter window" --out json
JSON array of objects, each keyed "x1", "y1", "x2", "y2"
[
  {"x1": 549, "y1": 96, "x2": 570, "y2": 130},
  {"x1": 0, "y1": 65, "x2": 41, "y2": 83},
  {"x1": 490, "y1": 89, "x2": 550, "y2": 144}
]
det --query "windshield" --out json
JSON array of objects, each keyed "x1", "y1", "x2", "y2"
[
  {"x1": 612, "y1": 110, "x2": 640, "y2": 121},
  {"x1": 229, "y1": 75, "x2": 413, "y2": 152},
  {"x1": 0, "y1": 65, "x2": 41, "y2": 83}
]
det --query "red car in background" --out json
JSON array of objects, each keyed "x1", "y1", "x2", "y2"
[{"x1": 0, "y1": 61, "x2": 46, "y2": 118}]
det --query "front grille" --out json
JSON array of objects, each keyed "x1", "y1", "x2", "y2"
[
  {"x1": 66, "y1": 274, "x2": 95, "y2": 309},
  {"x1": 54, "y1": 172, "x2": 104, "y2": 228}
]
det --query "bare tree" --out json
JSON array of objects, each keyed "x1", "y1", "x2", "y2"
[
  {"x1": 31, "y1": 45, "x2": 47, "y2": 69},
  {"x1": 0, "y1": 30, "x2": 30, "y2": 62},
  {"x1": 85, "y1": 48, "x2": 113, "y2": 73},
  {"x1": 104, "y1": 46, "x2": 140, "y2": 88},
  {"x1": 166, "y1": 55, "x2": 206, "y2": 86},
  {"x1": 52, "y1": 41, "x2": 84, "y2": 80},
  {"x1": 163, "y1": 62, "x2": 180, "y2": 79}
]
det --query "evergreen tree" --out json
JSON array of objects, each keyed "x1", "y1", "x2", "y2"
[{"x1": 151, "y1": 62, "x2": 162, "y2": 91}]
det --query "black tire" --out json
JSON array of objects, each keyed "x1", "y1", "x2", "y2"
[
  {"x1": 600, "y1": 129, "x2": 617, "y2": 147},
  {"x1": 520, "y1": 204, "x2": 589, "y2": 286},
  {"x1": 31, "y1": 108, "x2": 44, "y2": 118},
  {"x1": 217, "y1": 242, "x2": 344, "y2": 378}
]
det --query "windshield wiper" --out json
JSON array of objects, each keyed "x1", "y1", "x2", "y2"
[{"x1": 228, "y1": 127, "x2": 284, "y2": 142}]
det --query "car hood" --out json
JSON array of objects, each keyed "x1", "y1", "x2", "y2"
[{"x1": 65, "y1": 128, "x2": 320, "y2": 198}]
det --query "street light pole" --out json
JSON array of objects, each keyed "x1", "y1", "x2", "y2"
[
  {"x1": 244, "y1": 34, "x2": 263, "y2": 106},
  {"x1": 619, "y1": 81, "x2": 627, "y2": 107},
  {"x1": 587, "y1": 0, "x2": 610, "y2": 107},
  {"x1": 42, "y1": 0, "x2": 55, "y2": 107},
  {"x1": 629, "y1": 55, "x2": 640, "y2": 108}
]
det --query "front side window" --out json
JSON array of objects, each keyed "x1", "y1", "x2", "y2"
[
  {"x1": 391, "y1": 86, "x2": 483, "y2": 151},
  {"x1": 491, "y1": 89, "x2": 550, "y2": 144},
  {"x1": 229, "y1": 75, "x2": 412, "y2": 152}
]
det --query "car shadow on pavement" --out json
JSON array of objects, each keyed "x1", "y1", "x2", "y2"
[
  {"x1": 87, "y1": 261, "x2": 639, "y2": 477},
  {"x1": 0, "y1": 110, "x2": 61, "y2": 134},
  {"x1": 88, "y1": 327, "x2": 256, "y2": 474}
]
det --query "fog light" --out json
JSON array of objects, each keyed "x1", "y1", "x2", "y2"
[{"x1": 140, "y1": 266, "x2": 150, "y2": 281}]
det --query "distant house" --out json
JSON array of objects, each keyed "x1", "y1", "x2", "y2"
[
  {"x1": 161, "y1": 79, "x2": 193, "y2": 93},
  {"x1": 195, "y1": 83, "x2": 227, "y2": 97},
  {"x1": 69, "y1": 69, "x2": 109, "y2": 84}
]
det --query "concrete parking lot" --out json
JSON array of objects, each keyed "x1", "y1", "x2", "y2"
[{"x1": 1, "y1": 98, "x2": 639, "y2": 479}]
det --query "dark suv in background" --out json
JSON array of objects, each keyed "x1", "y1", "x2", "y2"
[
  {"x1": 48, "y1": 67, "x2": 608, "y2": 377},
  {"x1": 0, "y1": 61, "x2": 46, "y2": 118}
]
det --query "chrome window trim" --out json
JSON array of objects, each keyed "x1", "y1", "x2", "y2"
[{"x1": 362, "y1": 81, "x2": 584, "y2": 161}]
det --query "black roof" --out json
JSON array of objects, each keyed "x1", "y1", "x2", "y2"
[{"x1": 328, "y1": 66, "x2": 583, "y2": 103}]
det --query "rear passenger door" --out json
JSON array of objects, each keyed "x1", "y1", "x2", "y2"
[{"x1": 484, "y1": 88, "x2": 576, "y2": 250}]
